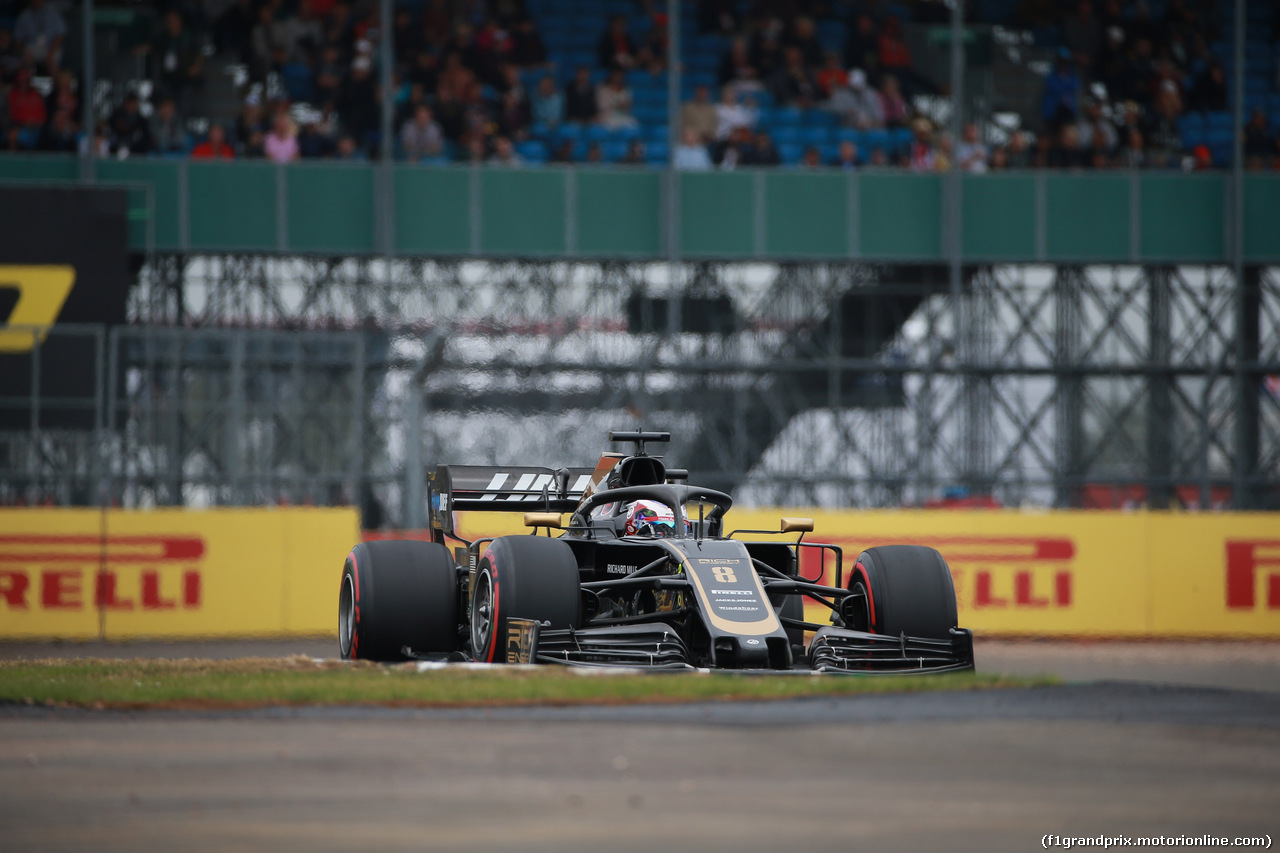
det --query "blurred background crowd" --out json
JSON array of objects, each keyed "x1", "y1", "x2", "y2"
[{"x1": 1, "y1": 0, "x2": 1278, "y2": 169}]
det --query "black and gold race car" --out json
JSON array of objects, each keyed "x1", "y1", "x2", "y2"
[{"x1": 338, "y1": 431, "x2": 973, "y2": 672}]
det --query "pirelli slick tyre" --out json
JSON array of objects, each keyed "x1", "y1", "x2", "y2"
[
  {"x1": 846, "y1": 545, "x2": 958, "y2": 641},
  {"x1": 339, "y1": 540, "x2": 459, "y2": 661},
  {"x1": 470, "y1": 535, "x2": 581, "y2": 663}
]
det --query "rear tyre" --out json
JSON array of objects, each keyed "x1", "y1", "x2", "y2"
[
  {"x1": 846, "y1": 545, "x2": 958, "y2": 640},
  {"x1": 339, "y1": 540, "x2": 459, "y2": 661},
  {"x1": 470, "y1": 535, "x2": 580, "y2": 663}
]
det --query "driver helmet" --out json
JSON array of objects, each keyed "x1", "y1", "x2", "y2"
[{"x1": 624, "y1": 499, "x2": 677, "y2": 537}]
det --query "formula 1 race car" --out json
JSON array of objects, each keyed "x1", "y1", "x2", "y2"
[{"x1": 338, "y1": 431, "x2": 974, "y2": 673}]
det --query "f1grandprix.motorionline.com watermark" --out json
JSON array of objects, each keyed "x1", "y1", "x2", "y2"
[{"x1": 1043, "y1": 836, "x2": 1272, "y2": 849}]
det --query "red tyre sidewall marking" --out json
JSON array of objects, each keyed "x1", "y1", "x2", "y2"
[
  {"x1": 349, "y1": 551, "x2": 361, "y2": 658},
  {"x1": 483, "y1": 550, "x2": 501, "y2": 664},
  {"x1": 852, "y1": 560, "x2": 876, "y2": 632}
]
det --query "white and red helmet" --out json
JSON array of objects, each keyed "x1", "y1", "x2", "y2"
[{"x1": 624, "y1": 500, "x2": 677, "y2": 537}]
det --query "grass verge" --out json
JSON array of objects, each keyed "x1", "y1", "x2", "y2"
[{"x1": 0, "y1": 657, "x2": 1052, "y2": 710}]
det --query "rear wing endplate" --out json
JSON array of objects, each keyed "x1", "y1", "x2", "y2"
[{"x1": 428, "y1": 465, "x2": 597, "y2": 534}]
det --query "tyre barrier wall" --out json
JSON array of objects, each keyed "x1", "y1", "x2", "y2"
[
  {"x1": 0, "y1": 508, "x2": 359, "y2": 639},
  {"x1": 453, "y1": 510, "x2": 1280, "y2": 638}
]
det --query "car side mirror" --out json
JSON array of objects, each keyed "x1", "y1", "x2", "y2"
[
  {"x1": 780, "y1": 517, "x2": 814, "y2": 533},
  {"x1": 524, "y1": 512, "x2": 563, "y2": 529}
]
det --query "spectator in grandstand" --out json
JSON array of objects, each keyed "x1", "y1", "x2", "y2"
[
  {"x1": 1142, "y1": 81, "x2": 1183, "y2": 168},
  {"x1": 496, "y1": 68, "x2": 531, "y2": 139},
  {"x1": 438, "y1": 50, "x2": 480, "y2": 105},
  {"x1": 510, "y1": 18, "x2": 548, "y2": 68},
  {"x1": 422, "y1": 0, "x2": 452, "y2": 50},
  {"x1": 770, "y1": 46, "x2": 818, "y2": 108},
  {"x1": 0, "y1": 28, "x2": 23, "y2": 82},
  {"x1": 191, "y1": 124, "x2": 235, "y2": 159},
  {"x1": 425, "y1": 78, "x2": 461, "y2": 139},
  {"x1": 277, "y1": 0, "x2": 324, "y2": 66},
  {"x1": 878, "y1": 74, "x2": 910, "y2": 129},
  {"x1": 149, "y1": 97, "x2": 187, "y2": 155},
  {"x1": 1063, "y1": 0, "x2": 1102, "y2": 80},
  {"x1": 843, "y1": 14, "x2": 880, "y2": 85},
  {"x1": 597, "y1": 15, "x2": 636, "y2": 71},
  {"x1": 1041, "y1": 49, "x2": 1081, "y2": 131},
  {"x1": 36, "y1": 107, "x2": 76, "y2": 153},
  {"x1": 635, "y1": 11, "x2": 669, "y2": 74},
  {"x1": 1187, "y1": 60, "x2": 1227, "y2": 113},
  {"x1": 1075, "y1": 97, "x2": 1116, "y2": 152},
  {"x1": 785, "y1": 17, "x2": 824, "y2": 70},
  {"x1": 236, "y1": 94, "x2": 268, "y2": 157},
  {"x1": 338, "y1": 55, "x2": 378, "y2": 151},
  {"x1": 596, "y1": 70, "x2": 638, "y2": 129},
  {"x1": 714, "y1": 85, "x2": 754, "y2": 141},
  {"x1": 1049, "y1": 124, "x2": 1089, "y2": 168},
  {"x1": 746, "y1": 130, "x2": 780, "y2": 166},
  {"x1": 800, "y1": 145, "x2": 822, "y2": 168},
  {"x1": 473, "y1": 18, "x2": 514, "y2": 85},
  {"x1": 1093, "y1": 24, "x2": 1127, "y2": 99},
  {"x1": 401, "y1": 103, "x2": 445, "y2": 161},
  {"x1": 250, "y1": 4, "x2": 282, "y2": 82},
  {"x1": 584, "y1": 140, "x2": 604, "y2": 163},
  {"x1": 1244, "y1": 109, "x2": 1274, "y2": 171},
  {"x1": 815, "y1": 52, "x2": 845, "y2": 100},
  {"x1": 624, "y1": 139, "x2": 646, "y2": 165},
  {"x1": 297, "y1": 113, "x2": 335, "y2": 159},
  {"x1": 681, "y1": 84, "x2": 718, "y2": 145},
  {"x1": 489, "y1": 136, "x2": 524, "y2": 166},
  {"x1": 334, "y1": 134, "x2": 367, "y2": 161},
  {"x1": 699, "y1": 0, "x2": 739, "y2": 36},
  {"x1": 1088, "y1": 128, "x2": 1115, "y2": 169},
  {"x1": 832, "y1": 139, "x2": 859, "y2": 170},
  {"x1": 749, "y1": 21, "x2": 784, "y2": 85},
  {"x1": 718, "y1": 37, "x2": 760, "y2": 94},
  {"x1": 955, "y1": 122, "x2": 989, "y2": 173},
  {"x1": 531, "y1": 75, "x2": 564, "y2": 127},
  {"x1": 314, "y1": 44, "x2": 347, "y2": 105},
  {"x1": 877, "y1": 16, "x2": 923, "y2": 96},
  {"x1": 264, "y1": 112, "x2": 300, "y2": 163},
  {"x1": 43, "y1": 68, "x2": 76, "y2": 122},
  {"x1": 1006, "y1": 130, "x2": 1032, "y2": 168},
  {"x1": 829, "y1": 69, "x2": 884, "y2": 130},
  {"x1": 565, "y1": 66, "x2": 597, "y2": 123},
  {"x1": 215, "y1": 0, "x2": 257, "y2": 66},
  {"x1": 933, "y1": 132, "x2": 953, "y2": 172},
  {"x1": 908, "y1": 117, "x2": 936, "y2": 172},
  {"x1": 674, "y1": 127, "x2": 713, "y2": 170},
  {"x1": 713, "y1": 125, "x2": 754, "y2": 169},
  {"x1": 1118, "y1": 126, "x2": 1145, "y2": 169},
  {"x1": 14, "y1": 0, "x2": 65, "y2": 74},
  {"x1": 988, "y1": 145, "x2": 1009, "y2": 170},
  {"x1": 146, "y1": 10, "x2": 205, "y2": 110},
  {"x1": 549, "y1": 139, "x2": 575, "y2": 163},
  {"x1": 108, "y1": 92, "x2": 152, "y2": 157}
]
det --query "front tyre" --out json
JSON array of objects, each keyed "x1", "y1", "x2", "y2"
[
  {"x1": 339, "y1": 540, "x2": 459, "y2": 661},
  {"x1": 846, "y1": 545, "x2": 958, "y2": 640},
  {"x1": 470, "y1": 535, "x2": 580, "y2": 663}
]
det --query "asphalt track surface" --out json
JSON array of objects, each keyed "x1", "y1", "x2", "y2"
[{"x1": 3, "y1": 639, "x2": 1279, "y2": 852}]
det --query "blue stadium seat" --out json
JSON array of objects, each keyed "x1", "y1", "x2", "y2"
[
  {"x1": 633, "y1": 105, "x2": 667, "y2": 124},
  {"x1": 862, "y1": 129, "x2": 890, "y2": 152},
  {"x1": 799, "y1": 126, "x2": 832, "y2": 146},
  {"x1": 518, "y1": 140, "x2": 549, "y2": 162},
  {"x1": 772, "y1": 127, "x2": 802, "y2": 144},
  {"x1": 778, "y1": 142, "x2": 803, "y2": 164},
  {"x1": 835, "y1": 127, "x2": 860, "y2": 144},
  {"x1": 646, "y1": 141, "x2": 669, "y2": 162},
  {"x1": 585, "y1": 124, "x2": 612, "y2": 141},
  {"x1": 644, "y1": 123, "x2": 669, "y2": 142},
  {"x1": 890, "y1": 127, "x2": 913, "y2": 153},
  {"x1": 609, "y1": 124, "x2": 642, "y2": 140},
  {"x1": 602, "y1": 140, "x2": 629, "y2": 162}
]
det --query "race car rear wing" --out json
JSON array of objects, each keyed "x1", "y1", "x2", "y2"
[{"x1": 428, "y1": 465, "x2": 597, "y2": 535}]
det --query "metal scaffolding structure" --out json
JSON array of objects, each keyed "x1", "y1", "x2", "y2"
[{"x1": 6, "y1": 256, "x2": 1275, "y2": 524}]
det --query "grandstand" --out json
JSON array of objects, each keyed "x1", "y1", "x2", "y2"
[{"x1": 1, "y1": 0, "x2": 1276, "y2": 168}]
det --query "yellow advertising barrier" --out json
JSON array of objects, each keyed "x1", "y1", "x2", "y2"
[
  {"x1": 0, "y1": 507, "x2": 359, "y2": 639},
  {"x1": 455, "y1": 509, "x2": 1280, "y2": 638}
]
